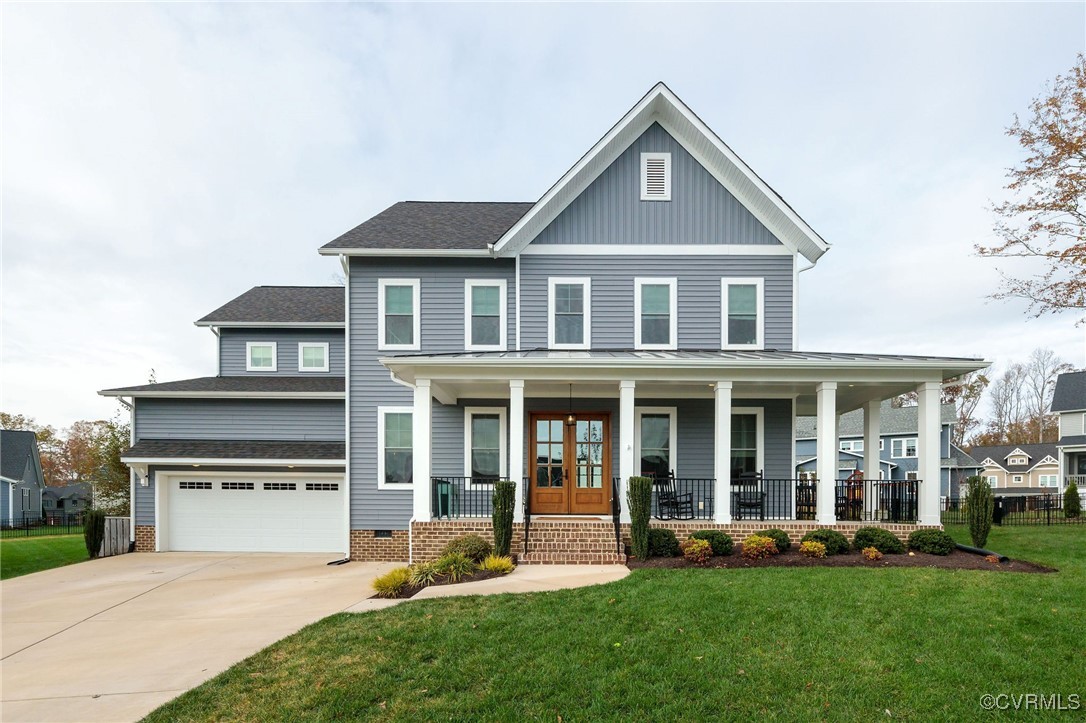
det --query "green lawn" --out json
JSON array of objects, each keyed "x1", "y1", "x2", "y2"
[
  {"x1": 0, "y1": 534, "x2": 89, "y2": 580},
  {"x1": 147, "y1": 526, "x2": 1085, "y2": 721}
]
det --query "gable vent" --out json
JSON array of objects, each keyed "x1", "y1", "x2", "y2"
[{"x1": 640, "y1": 152, "x2": 671, "y2": 201}]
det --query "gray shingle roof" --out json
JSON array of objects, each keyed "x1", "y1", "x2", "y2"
[
  {"x1": 967, "y1": 443, "x2": 1059, "y2": 472},
  {"x1": 1, "y1": 430, "x2": 41, "y2": 483},
  {"x1": 947, "y1": 444, "x2": 981, "y2": 468},
  {"x1": 100, "y1": 376, "x2": 344, "y2": 396},
  {"x1": 796, "y1": 400, "x2": 956, "y2": 439},
  {"x1": 1052, "y1": 370, "x2": 1086, "y2": 412},
  {"x1": 42, "y1": 483, "x2": 91, "y2": 501},
  {"x1": 320, "y1": 201, "x2": 533, "y2": 251},
  {"x1": 122, "y1": 439, "x2": 345, "y2": 461},
  {"x1": 196, "y1": 286, "x2": 343, "y2": 326},
  {"x1": 1058, "y1": 434, "x2": 1086, "y2": 447}
]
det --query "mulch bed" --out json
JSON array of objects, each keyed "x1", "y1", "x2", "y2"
[
  {"x1": 627, "y1": 549, "x2": 1056, "y2": 573},
  {"x1": 372, "y1": 568, "x2": 509, "y2": 600}
]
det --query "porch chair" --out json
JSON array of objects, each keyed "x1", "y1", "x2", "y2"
[
  {"x1": 731, "y1": 471, "x2": 766, "y2": 521},
  {"x1": 653, "y1": 472, "x2": 695, "y2": 520}
]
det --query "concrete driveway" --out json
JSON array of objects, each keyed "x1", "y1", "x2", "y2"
[{"x1": 1, "y1": 553, "x2": 391, "y2": 722}]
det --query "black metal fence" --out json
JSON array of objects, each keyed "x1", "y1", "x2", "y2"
[
  {"x1": 942, "y1": 493, "x2": 1085, "y2": 526},
  {"x1": 431, "y1": 477, "x2": 509, "y2": 518},
  {"x1": 651, "y1": 478, "x2": 715, "y2": 520},
  {"x1": 1, "y1": 513, "x2": 85, "y2": 539}
]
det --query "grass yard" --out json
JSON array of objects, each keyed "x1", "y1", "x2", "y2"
[
  {"x1": 147, "y1": 525, "x2": 1085, "y2": 721},
  {"x1": 0, "y1": 534, "x2": 88, "y2": 580}
]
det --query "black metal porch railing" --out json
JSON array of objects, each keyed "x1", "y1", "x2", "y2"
[
  {"x1": 610, "y1": 477, "x2": 622, "y2": 555},
  {"x1": 833, "y1": 479, "x2": 919, "y2": 523},
  {"x1": 651, "y1": 477, "x2": 715, "y2": 520},
  {"x1": 522, "y1": 476, "x2": 531, "y2": 556},
  {"x1": 942, "y1": 492, "x2": 1084, "y2": 526},
  {"x1": 431, "y1": 477, "x2": 509, "y2": 519}
]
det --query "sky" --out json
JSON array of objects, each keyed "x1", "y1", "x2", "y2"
[{"x1": 3, "y1": 2, "x2": 1085, "y2": 430}]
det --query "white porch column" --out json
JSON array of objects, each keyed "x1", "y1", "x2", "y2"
[
  {"x1": 816, "y1": 382, "x2": 838, "y2": 525},
  {"x1": 412, "y1": 378, "x2": 433, "y2": 522},
  {"x1": 619, "y1": 380, "x2": 636, "y2": 523},
  {"x1": 714, "y1": 381, "x2": 733, "y2": 524},
  {"x1": 917, "y1": 381, "x2": 942, "y2": 525},
  {"x1": 863, "y1": 399, "x2": 881, "y2": 514},
  {"x1": 509, "y1": 379, "x2": 525, "y2": 522}
]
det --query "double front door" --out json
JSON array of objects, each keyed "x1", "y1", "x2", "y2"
[{"x1": 529, "y1": 413, "x2": 611, "y2": 515}]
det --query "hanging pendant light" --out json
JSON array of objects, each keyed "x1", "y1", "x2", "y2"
[{"x1": 566, "y1": 383, "x2": 577, "y2": 427}]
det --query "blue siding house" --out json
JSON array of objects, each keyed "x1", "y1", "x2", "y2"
[
  {"x1": 100, "y1": 83, "x2": 987, "y2": 561},
  {"x1": 1, "y1": 430, "x2": 46, "y2": 526}
]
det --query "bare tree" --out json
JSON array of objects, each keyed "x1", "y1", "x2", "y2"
[
  {"x1": 1023, "y1": 348, "x2": 1073, "y2": 442},
  {"x1": 985, "y1": 364, "x2": 1028, "y2": 443},
  {"x1": 944, "y1": 370, "x2": 990, "y2": 448}
]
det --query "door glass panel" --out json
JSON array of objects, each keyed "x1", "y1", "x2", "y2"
[
  {"x1": 535, "y1": 418, "x2": 564, "y2": 488},
  {"x1": 575, "y1": 419, "x2": 604, "y2": 489}
]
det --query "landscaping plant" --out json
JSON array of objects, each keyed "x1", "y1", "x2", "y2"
[
  {"x1": 372, "y1": 567, "x2": 412, "y2": 598},
  {"x1": 755, "y1": 528, "x2": 791, "y2": 552},
  {"x1": 908, "y1": 529, "x2": 956, "y2": 556},
  {"x1": 861, "y1": 546, "x2": 883, "y2": 561},
  {"x1": 83, "y1": 509, "x2": 106, "y2": 559},
  {"x1": 800, "y1": 528, "x2": 849, "y2": 556},
  {"x1": 441, "y1": 534, "x2": 492, "y2": 563},
  {"x1": 648, "y1": 528, "x2": 681, "y2": 557},
  {"x1": 1064, "y1": 482, "x2": 1081, "y2": 519},
  {"x1": 627, "y1": 476, "x2": 653, "y2": 560},
  {"x1": 691, "y1": 529, "x2": 733, "y2": 556},
  {"x1": 740, "y1": 534, "x2": 778, "y2": 559},
  {"x1": 965, "y1": 475, "x2": 994, "y2": 547},
  {"x1": 491, "y1": 480, "x2": 516, "y2": 556},
  {"x1": 851, "y1": 526, "x2": 904, "y2": 554},
  {"x1": 798, "y1": 540, "x2": 826, "y2": 558},
  {"x1": 679, "y1": 538, "x2": 712, "y2": 565},
  {"x1": 433, "y1": 553, "x2": 476, "y2": 582},
  {"x1": 479, "y1": 554, "x2": 515, "y2": 574},
  {"x1": 409, "y1": 562, "x2": 441, "y2": 587}
]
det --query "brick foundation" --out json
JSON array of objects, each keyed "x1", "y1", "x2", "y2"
[
  {"x1": 134, "y1": 525, "x2": 155, "y2": 552},
  {"x1": 411, "y1": 520, "x2": 525, "y2": 563},
  {"x1": 350, "y1": 529, "x2": 410, "y2": 562}
]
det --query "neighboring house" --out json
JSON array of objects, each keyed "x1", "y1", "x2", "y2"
[
  {"x1": 968, "y1": 443, "x2": 1061, "y2": 495},
  {"x1": 795, "y1": 400, "x2": 982, "y2": 497},
  {"x1": 1052, "y1": 370, "x2": 1086, "y2": 490},
  {"x1": 99, "y1": 83, "x2": 987, "y2": 561},
  {"x1": 42, "y1": 483, "x2": 93, "y2": 517},
  {"x1": 1, "y1": 430, "x2": 46, "y2": 526}
]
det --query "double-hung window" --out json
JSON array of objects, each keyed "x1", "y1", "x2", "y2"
[
  {"x1": 721, "y1": 278, "x2": 764, "y2": 350},
  {"x1": 464, "y1": 280, "x2": 507, "y2": 351},
  {"x1": 1039, "y1": 474, "x2": 1059, "y2": 488},
  {"x1": 378, "y1": 407, "x2": 413, "y2": 487},
  {"x1": 548, "y1": 277, "x2": 591, "y2": 349},
  {"x1": 839, "y1": 440, "x2": 864, "y2": 452},
  {"x1": 246, "y1": 342, "x2": 277, "y2": 372},
  {"x1": 297, "y1": 342, "x2": 329, "y2": 372},
  {"x1": 634, "y1": 278, "x2": 677, "y2": 349},
  {"x1": 378, "y1": 279, "x2": 420, "y2": 351},
  {"x1": 635, "y1": 407, "x2": 677, "y2": 479},
  {"x1": 464, "y1": 407, "x2": 507, "y2": 480},
  {"x1": 891, "y1": 438, "x2": 918, "y2": 459}
]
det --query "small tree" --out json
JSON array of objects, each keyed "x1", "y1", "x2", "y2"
[
  {"x1": 1064, "y1": 482, "x2": 1082, "y2": 519},
  {"x1": 626, "y1": 476, "x2": 653, "y2": 560},
  {"x1": 84, "y1": 509, "x2": 106, "y2": 559},
  {"x1": 965, "y1": 476, "x2": 994, "y2": 548},
  {"x1": 491, "y1": 480, "x2": 516, "y2": 556}
]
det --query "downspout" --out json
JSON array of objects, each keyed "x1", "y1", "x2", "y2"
[{"x1": 341, "y1": 254, "x2": 352, "y2": 561}]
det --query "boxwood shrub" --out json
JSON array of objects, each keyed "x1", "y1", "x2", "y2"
[
  {"x1": 800, "y1": 528, "x2": 850, "y2": 556},
  {"x1": 756, "y1": 528, "x2": 791, "y2": 553},
  {"x1": 691, "y1": 530, "x2": 733, "y2": 556},
  {"x1": 441, "y1": 534, "x2": 492, "y2": 563},
  {"x1": 648, "y1": 527, "x2": 681, "y2": 557},
  {"x1": 851, "y1": 526, "x2": 905, "y2": 554},
  {"x1": 908, "y1": 529, "x2": 956, "y2": 556}
]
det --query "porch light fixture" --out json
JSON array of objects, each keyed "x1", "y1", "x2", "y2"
[{"x1": 566, "y1": 383, "x2": 577, "y2": 427}]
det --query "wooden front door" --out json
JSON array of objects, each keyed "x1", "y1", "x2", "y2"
[{"x1": 529, "y1": 413, "x2": 611, "y2": 515}]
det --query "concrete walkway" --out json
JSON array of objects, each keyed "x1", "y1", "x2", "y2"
[{"x1": 1, "y1": 554, "x2": 627, "y2": 722}]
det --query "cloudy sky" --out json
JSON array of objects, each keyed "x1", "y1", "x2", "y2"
[{"x1": 3, "y1": 2, "x2": 1084, "y2": 429}]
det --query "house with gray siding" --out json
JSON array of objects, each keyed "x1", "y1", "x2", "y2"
[
  {"x1": 100, "y1": 83, "x2": 987, "y2": 561},
  {"x1": 1, "y1": 429, "x2": 46, "y2": 526},
  {"x1": 1053, "y1": 370, "x2": 1086, "y2": 490}
]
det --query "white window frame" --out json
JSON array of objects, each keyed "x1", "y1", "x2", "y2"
[
  {"x1": 839, "y1": 440, "x2": 865, "y2": 453},
  {"x1": 463, "y1": 406, "x2": 508, "y2": 481},
  {"x1": 1012, "y1": 474, "x2": 1023, "y2": 484},
  {"x1": 731, "y1": 406, "x2": 765, "y2": 476},
  {"x1": 1038, "y1": 474, "x2": 1059, "y2": 488},
  {"x1": 640, "y1": 152, "x2": 672, "y2": 201},
  {"x1": 1010, "y1": 456, "x2": 1027, "y2": 466},
  {"x1": 246, "y1": 342, "x2": 277, "y2": 372},
  {"x1": 377, "y1": 406, "x2": 414, "y2": 490},
  {"x1": 377, "y1": 278, "x2": 421, "y2": 352},
  {"x1": 464, "y1": 279, "x2": 507, "y2": 352},
  {"x1": 634, "y1": 277, "x2": 678, "y2": 350},
  {"x1": 986, "y1": 475, "x2": 998, "y2": 486},
  {"x1": 721, "y1": 278, "x2": 765, "y2": 350},
  {"x1": 297, "y1": 342, "x2": 329, "y2": 373},
  {"x1": 880, "y1": 439, "x2": 884, "y2": 451},
  {"x1": 891, "y1": 438, "x2": 918, "y2": 459},
  {"x1": 906, "y1": 471, "x2": 919, "y2": 481},
  {"x1": 547, "y1": 277, "x2": 592, "y2": 350},
  {"x1": 634, "y1": 406, "x2": 678, "y2": 477}
]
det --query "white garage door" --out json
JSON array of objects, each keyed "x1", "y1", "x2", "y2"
[{"x1": 167, "y1": 476, "x2": 342, "y2": 553}]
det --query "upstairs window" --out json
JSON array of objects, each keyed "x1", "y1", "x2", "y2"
[
  {"x1": 298, "y1": 342, "x2": 329, "y2": 372},
  {"x1": 246, "y1": 342, "x2": 277, "y2": 371},
  {"x1": 721, "y1": 278, "x2": 764, "y2": 350},
  {"x1": 1009, "y1": 456, "x2": 1027, "y2": 465},
  {"x1": 891, "y1": 438, "x2": 918, "y2": 459},
  {"x1": 378, "y1": 279, "x2": 420, "y2": 351},
  {"x1": 634, "y1": 278, "x2": 677, "y2": 350},
  {"x1": 548, "y1": 277, "x2": 591, "y2": 349},
  {"x1": 640, "y1": 152, "x2": 672, "y2": 201},
  {"x1": 465, "y1": 280, "x2": 507, "y2": 351},
  {"x1": 840, "y1": 440, "x2": 864, "y2": 452},
  {"x1": 378, "y1": 407, "x2": 413, "y2": 487}
]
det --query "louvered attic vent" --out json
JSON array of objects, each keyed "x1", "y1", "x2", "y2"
[{"x1": 640, "y1": 152, "x2": 671, "y2": 201}]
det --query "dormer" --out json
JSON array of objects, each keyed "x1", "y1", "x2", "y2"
[{"x1": 1005, "y1": 448, "x2": 1031, "y2": 466}]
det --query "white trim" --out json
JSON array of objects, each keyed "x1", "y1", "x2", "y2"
[
  {"x1": 1005, "y1": 447, "x2": 1032, "y2": 460},
  {"x1": 986, "y1": 475, "x2": 998, "y2": 486},
  {"x1": 634, "y1": 278, "x2": 678, "y2": 350},
  {"x1": 891, "y1": 438, "x2": 918, "y2": 459},
  {"x1": 640, "y1": 152, "x2": 672, "y2": 201},
  {"x1": 102, "y1": 391, "x2": 344, "y2": 399},
  {"x1": 463, "y1": 406, "x2": 508, "y2": 479},
  {"x1": 245, "y1": 342, "x2": 277, "y2": 372},
  {"x1": 195, "y1": 321, "x2": 344, "y2": 328},
  {"x1": 377, "y1": 405, "x2": 414, "y2": 490},
  {"x1": 297, "y1": 342, "x2": 330, "y2": 373},
  {"x1": 319, "y1": 248, "x2": 490, "y2": 258},
  {"x1": 122, "y1": 456, "x2": 345, "y2": 466},
  {"x1": 519, "y1": 244, "x2": 793, "y2": 256},
  {"x1": 342, "y1": 254, "x2": 352, "y2": 558},
  {"x1": 721, "y1": 278, "x2": 765, "y2": 350},
  {"x1": 633, "y1": 406, "x2": 678, "y2": 477},
  {"x1": 464, "y1": 279, "x2": 508, "y2": 352},
  {"x1": 1012, "y1": 474, "x2": 1023, "y2": 484},
  {"x1": 731, "y1": 406, "x2": 765, "y2": 477},
  {"x1": 547, "y1": 277, "x2": 592, "y2": 350},
  {"x1": 377, "y1": 279, "x2": 421, "y2": 352},
  {"x1": 515, "y1": 255, "x2": 521, "y2": 351}
]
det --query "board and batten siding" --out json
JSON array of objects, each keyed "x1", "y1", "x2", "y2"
[
  {"x1": 519, "y1": 254, "x2": 793, "y2": 350},
  {"x1": 532, "y1": 122, "x2": 783, "y2": 247},
  {"x1": 134, "y1": 399, "x2": 345, "y2": 441},
  {"x1": 219, "y1": 328, "x2": 345, "y2": 376},
  {"x1": 349, "y1": 257, "x2": 516, "y2": 530}
]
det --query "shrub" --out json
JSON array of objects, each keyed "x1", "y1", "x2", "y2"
[
  {"x1": 755, "y1": 528, "x2": 791, "y2": 553},
  {"x1": 84, "y1": 509, "x2": 106, "y2": 559},
  {"x1": 800, "y1": 529, "x2": 850, "y2": 556},
  {"x1": 679, "y1": 538, "x2": 713, "y2": 565},
  {"x1": 432, "y1": 553, "x2": 476, "y2": 582},
  {"x1": 741, "y1": 534, "x2": 778, "y2": 560},
  {"x1": 851, "y1": 526, "x2": 905, "y2": 554},
  {"x1": 441, "y1": 534, "x2": 492, "y2": 563},
  {"x1": 798, "y1": 540, "x2": 826, "y2": 558},
  {"x1": 492, "y1": 480, "x2": 516, "y2": 556},
  {"x1": 409, "y1": 562, "x2": 440, "y2": 587},
  {"x1": 648, "y1": 528, "x2": 681, "y2": 557},
  {"x1": 479, "y1": 554, "x2": 515, "y2": 574},
  {"x1": 627, "y1": 476, "x2": 653, "y2": 560},
  {"x1": 373, "y1": 567, "x2": 412, "y2": 598},
  {"x1": 691, "y1": 530, "x2": 733, "y2": 556},
  {"x1": 908, "y1": 529, "x2": 956, "y2": 556},
  {"x1": 861, "y1": 546, "x2": 883, "y2": 561},
  {"x1": 965, "y1": 475, "x2": 994, "y2": 547},
  {"x1": 1065, "y1": 482, "x2": 1082, "y2": 519}
]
